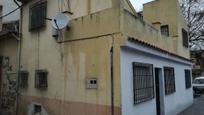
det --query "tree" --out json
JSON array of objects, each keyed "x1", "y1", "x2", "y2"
[{"x1": 180, "y1": 0, "x2": 204, "y2": 49}]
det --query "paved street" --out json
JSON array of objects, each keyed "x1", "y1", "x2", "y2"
[{"x1": 178, "y1": 95, "x2": 204, "y2": 115}]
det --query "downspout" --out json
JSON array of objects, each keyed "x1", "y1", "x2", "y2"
[
  {"x1": 110, "y1": 37, "x2": 114, "y2": 115},
  {"x1": 15, "y1": 9, "x2": 22, "y2": 115},
  {"x1": 13, "y1": 0, "x2": 22, "y2": 114}
]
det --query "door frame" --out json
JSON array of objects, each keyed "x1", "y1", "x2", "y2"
[{"x1": 155, "y1": 67, "x2": 165, "y2": 115}]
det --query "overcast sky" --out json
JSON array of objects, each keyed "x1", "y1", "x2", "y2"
[
  {"x1": 0, "y1": 0, "x2": 20, "y2": 22},
  {"x1": 130, "y1": 0, "x2": 155, "y2": 11}
]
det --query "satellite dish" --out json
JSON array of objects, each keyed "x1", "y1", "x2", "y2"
[{"x1": 51, "y1": 13, "x2": 70, "y2": 30}]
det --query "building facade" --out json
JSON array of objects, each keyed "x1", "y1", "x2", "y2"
[
  {"x1": 15, "y1": 0, "x2": 193, "y2": 115},
  {"x1": 0, "y1": 0, "x2": 20, "y2": 114}
]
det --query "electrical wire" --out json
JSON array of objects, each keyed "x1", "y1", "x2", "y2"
[{"x1": 0, "y1": 6, "x2": 22, "y2": 19}]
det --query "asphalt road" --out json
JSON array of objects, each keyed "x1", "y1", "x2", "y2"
[{"x1": 178, "y1": 95, "x2": 204, "y2": 115}]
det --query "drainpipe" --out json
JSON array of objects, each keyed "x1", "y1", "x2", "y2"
[
  {"x1": 15, "y1": 9, "x2": 22, "y2": 115},
  {"x1": 110, "y1": 39, "x2": 114, "y2": 115},
  {"x1": 13, "y1": 0, "x2": 22, "y2": 115}
]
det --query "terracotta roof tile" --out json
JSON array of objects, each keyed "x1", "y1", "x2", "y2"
[{"x1": 128, "y1": 37, "x2": 192, "y2": 62}]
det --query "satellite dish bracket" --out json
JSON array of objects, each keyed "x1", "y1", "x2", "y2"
[
  {"x1": 62, "y1": 11, "x2": 74, "y2": 15},
  {"x1": 53, "y1": 19, "x2": 60, "y2": 30},
  {"x1": 45, "y1": 17, "x2": 52, "y2": 21}
]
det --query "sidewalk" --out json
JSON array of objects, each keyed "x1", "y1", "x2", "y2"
[{"x1": 178, "y1": 95, "x2": 204, "y2": 115}]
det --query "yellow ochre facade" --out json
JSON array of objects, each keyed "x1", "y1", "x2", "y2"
[{"x1": 17, "y1": 0, "x2": 190, "y2": 115}]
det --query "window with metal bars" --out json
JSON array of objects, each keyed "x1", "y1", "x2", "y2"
[
  {"x1": 132, "y1": 62, "x2": 154, "y2": 105},
  {"x1": 182, "y1": 29, "x2": 189, "y2": 48},
  {"x1": 19, "y1": 70, "x2": 29, "y2": 88},
  {"x1": 185, "y1": 69, "x2": 192, "y2": 89},
  {"x1": 164, "y1": 67, "x2": 176, "y2": 95},
  {"x1": 29, "y1": 0, "x2": 47, "y2": 31},
  {"x1": 160, "y1": 25, "x2": 169, "y2": 36},
  {"x1": 35, "y1": 69, "x2": 48, "y2": 89}
]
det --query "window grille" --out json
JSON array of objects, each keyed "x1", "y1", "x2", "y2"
[
  {"x1": 133, "y1": 62, "x2": 154, "y2": 104},
  {"x1": 182, "y1": 29, "x2": 189, "y2": 47},
  {"x1": 35, "y1": 69, "x2": 48, "y2": 89},
  {"x1": 185, "y1": 69, "x2": 192, "y2": 89},
  {"x1": 164, "y1": 67, "x2": 176, "y2": 95},
  {"x1": 161, "y1": 25, "x2": 169, "y2": 36},
  {"x1": 29, "y1": 0, "x2": 47, "y2": 31},
  {"x1": 19, "y1": 71, "x2": 29, "y2": 88}
]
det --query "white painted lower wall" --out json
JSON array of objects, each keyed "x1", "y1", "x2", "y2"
[{"x1": 120, "y1": 43, "x2": 193, "y2": 115}]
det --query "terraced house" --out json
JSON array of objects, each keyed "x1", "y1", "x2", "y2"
[{"x1": 14, "y1": 0, "x2": 193, "y2": 115}]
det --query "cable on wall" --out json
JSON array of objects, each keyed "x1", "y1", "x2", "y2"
[{"x1": 0, "y1": 6, "x2": 22, "y2": 19}]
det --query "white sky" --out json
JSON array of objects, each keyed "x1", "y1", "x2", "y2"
[
  {"x1": 0, "y1": 0, "x2": 20, "y2": 22},
  {"x1": 130, "y1": 0, "x2": 155, "y2": 11}
]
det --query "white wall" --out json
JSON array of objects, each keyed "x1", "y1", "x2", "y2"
[
  {"x1": 0, "y1": 0, "x2": 20, "y2": 23},
  {"x1": 120, "y1": 42, "x2": 193, "y2": 115}
]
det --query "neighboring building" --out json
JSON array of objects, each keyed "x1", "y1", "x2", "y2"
[
  {"x1": 0, "y1": 0, "x2": 20, "y2": 23},
  {"x1": 0, "y1": 0, "x2": 20, "y2": 114},
  {"x1": 191, "y1": 50, "x2": 204, "y2": 78},
  {"x1": 0, "y1": 21, "x2": 19, "y2": 115},
  {"x1": 16, "y1": 0, "x2": 193, "y2": 115}
]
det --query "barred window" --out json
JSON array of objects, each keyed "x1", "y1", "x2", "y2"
[
  {"x1": 29, "y1": 0, "x2": 47, "y2": 31},
  {"x1": 161, "y1": 25, "x2": 169, "y2": 36},
  {"x1": 133, "y1": 62, "x2": 154, "y2": 105},
  {"x1": 182, "y1": 29, "x2": 189, "y2": 48},
  {"x1": 164, "y1": 67, "x2": 176, "y2": 95},
  {"x1": 35, "y1": 70, "x2": 48, "y2": 89},
  {"x1": 185, "y1": 69, "x2": 192, "y2": 89},
  {"x1": 19, "y1": 71, "x2": 29, "y2": 88}
]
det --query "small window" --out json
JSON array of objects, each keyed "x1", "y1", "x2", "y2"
[
  {"x1": 164, "y1": 67, "x2": 176, "y2": 95},
  {"x1": 160, "y1": 25, "x2": 169, "y2": 36},
  {"x1": 29, "y1": 0, "x2": 47, "y2": 31},
  {"x1": 185, "y1": 69, "x2": 192, "y2": 89},
  {"x1": 182, "y1": 29, "x2": 189, "y2": 47},
  {"x1": 35, "y1": 69, "x2": 48, "y2": 89},
  {"x1": 34, "y1": 104, "x2": 42, "y2": 114},
  {"x1": 133, "y1": 62, "x2": 154, "y2": 104},
  {"x1": 19, "y1": 71, "x2": 29, "y2": 88}
]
